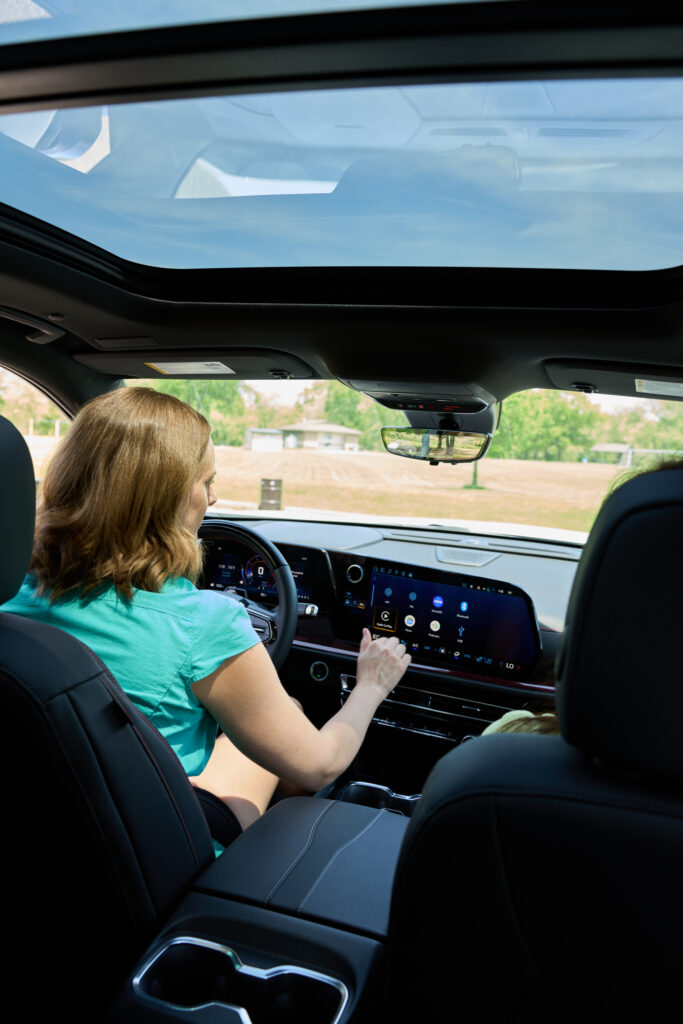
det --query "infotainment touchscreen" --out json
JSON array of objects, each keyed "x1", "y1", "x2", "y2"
[
  {"x1": 330, "y1": 554, "x2": 541, "y2": 680},
  {"x1": 366, "y1": 563, "x2": 539, "y2": 678}
]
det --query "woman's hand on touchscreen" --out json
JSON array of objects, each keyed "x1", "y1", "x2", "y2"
[{"x1": 355, "y1": 627, "x2": 411, "y2": 701}]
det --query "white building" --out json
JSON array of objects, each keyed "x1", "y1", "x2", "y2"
[
  {"x1": 244, "y1": 428, "x2": 284, "y2": 452},
  {"x1": 278, "y1": 420, "x2": 361, "y2": 451}
]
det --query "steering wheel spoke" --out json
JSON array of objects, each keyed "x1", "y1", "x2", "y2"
[{"x1": 230, "y1": 594, "x2": 278, "y2": 645}]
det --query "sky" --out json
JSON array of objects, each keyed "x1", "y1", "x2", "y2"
[{"x1": 590, "y1": 394, "x2": 645, "y2": 414}]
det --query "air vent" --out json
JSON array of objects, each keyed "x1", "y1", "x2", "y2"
[
  {"x1": 435, "y1": 546, "x2": 499, "y2": 568},
  {"x1": 429, "y1": 127, "x2": 507, "y2": 137},
  {"x1": 385, "y1": 530, "x2": 583, "y2": 561},
  {"x1": 537, "y1": 128, "x2": 631, "y2": 138}
]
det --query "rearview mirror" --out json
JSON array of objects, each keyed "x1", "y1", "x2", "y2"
[{"x1": 381, "y1": 427, "x2": 491, "y2": 464}]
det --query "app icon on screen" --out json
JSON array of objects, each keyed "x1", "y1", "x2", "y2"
[
  {"x1": 373, "y1": 606, "x2": 397, "y2": 632},
  {"x1": 432, "y1": 595, "x2": 444, "y2": 609}
]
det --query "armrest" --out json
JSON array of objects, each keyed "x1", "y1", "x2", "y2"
[{"x1": 196, "y1": 797, "x2": 409, "y2": 939}]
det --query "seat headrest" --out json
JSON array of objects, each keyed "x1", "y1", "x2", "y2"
[
  {"x1": 557, "y1": 465, "x2": 683, "y2": 783},
  {"x1": 0, "y1": 417, "x2": 35, "y2": 604}
]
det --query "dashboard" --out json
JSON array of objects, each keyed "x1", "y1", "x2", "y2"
[
  {"x1": 198, "y1": 516, "x2": 572, "y2": 783},
  {"x1": 200, "y1": 524, "x2": 556, "y2": 688}
]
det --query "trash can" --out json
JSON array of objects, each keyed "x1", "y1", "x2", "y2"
[{"x1": 259, "y1": 478, "x2": 282, "y2": 510}]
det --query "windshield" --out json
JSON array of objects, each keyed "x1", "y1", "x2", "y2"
[{"x1": 118, "y1": 380, "x2": 683, "y2": 541}]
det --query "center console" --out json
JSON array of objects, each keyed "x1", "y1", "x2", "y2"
[{"x1": 108, "y1": 798, "x2": 405, "y2": 1024}]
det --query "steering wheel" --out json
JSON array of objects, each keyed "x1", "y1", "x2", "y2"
[{"x1": 197, "y1": 519, "x2": 298, "y2": 671}]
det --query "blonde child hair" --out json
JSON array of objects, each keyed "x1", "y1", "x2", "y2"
[{"x1": 482, "y1": 709, "x2": 559, "y2": 736}]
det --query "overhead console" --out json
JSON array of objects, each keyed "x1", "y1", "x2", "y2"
[
  {"x1": 338, "y1": 378, "x2": 500, "y2": 434},
  {"x1": 369, "y1": 395, "x2": 488, "y2": 415},
  {"x1": 341, "y1": 378, "x2": 496, "y2": 410}
]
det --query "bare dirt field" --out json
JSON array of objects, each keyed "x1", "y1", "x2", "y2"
[
  {"x1": 211, "y1": 448, "x2": 624, "y2": 533},
  {"x1": 28, "y1": 437, "x2": 623, "y2": 532}
]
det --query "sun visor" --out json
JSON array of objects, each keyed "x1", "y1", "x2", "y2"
[
  {"x1": 545, "y1": 360, "x2": 683, "y2": 401},
  {"x1": 73, "y1": 349, "x2": 315, "y2": 380}
]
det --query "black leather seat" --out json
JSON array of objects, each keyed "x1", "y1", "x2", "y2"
[
  {"x1": 380, "y1": 464, "x2": 683, "y2": 1022},
  {"x1": 0, "y1": 417, "x2": 215, "y2": 1019}
]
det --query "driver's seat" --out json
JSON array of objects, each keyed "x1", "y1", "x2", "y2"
[{"x1": 0, "y1": 416, "x2": 216, "y2": 1019}]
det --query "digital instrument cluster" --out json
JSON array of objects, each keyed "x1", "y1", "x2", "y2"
[{"x1": 201, "y1": 539, "x2": 335, "y2": 608}]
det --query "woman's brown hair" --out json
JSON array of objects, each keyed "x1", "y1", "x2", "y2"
[{"x1": 30, "y1": 387, "x2": 211, "y2": 601}]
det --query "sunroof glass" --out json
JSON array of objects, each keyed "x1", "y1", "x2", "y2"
[
  {"x1": 0, "y1": 0, "x2": 505, "y2": 45},
  {"x1": 2, "y1": 78, "x2": 683, "y2": 271}
]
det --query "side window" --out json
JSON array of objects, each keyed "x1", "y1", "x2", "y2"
[{"x1": 0, "y1": 367, "x2": 69, "y2": 483}]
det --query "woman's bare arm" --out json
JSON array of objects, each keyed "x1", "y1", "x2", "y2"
[{"x1": 192, "y1": 628, "x2": 410, "y2": 791}]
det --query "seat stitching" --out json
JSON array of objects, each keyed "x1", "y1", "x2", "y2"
[
  {"x1": 422, "y1": 782, "x2": 683, "y2": 822},
  {"x1": 491, "y1": 794, "x2": 544, "y2": 982},
  {"x1": 0, "y1": 665, "x2": 144, "y2": 923},
  {"x1": 99, "y1": 670, "x2": 204, "y2": 868},
  {"x1": 265, "y1": 801, "x2": 334, "y2": 904},
  {"x1": 297, "y1": 808, "x2": 385, "y2": 912},
  {"x1": 63, "y1": 633, "x2": 206, "y2": 869}
]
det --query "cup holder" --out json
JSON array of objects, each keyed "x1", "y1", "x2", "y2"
[
  {"x1": 133, "y1": 937, "x2": 348, "y2": 1023},
  {"x1": 336, "y1": 781, "x2": 420, "y2": 817}
]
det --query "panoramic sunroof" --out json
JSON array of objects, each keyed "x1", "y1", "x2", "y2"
[
  {"x1": 2, "y1": 78, "x2": 683, "y2": 272},
  {"x1": 0, "y1": 0, "x2": 504, "y2": 45}
]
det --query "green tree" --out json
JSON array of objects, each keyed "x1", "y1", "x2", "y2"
[
  {"x1": 628, "y1": 400, "x2": 683, "y2": 452},
  {"x1": 35, "y1": 415, "x2": 58, "y2": 436},
  {"x1": 488, "y1": 390, "x2": 604, "y2": 461},
  {"x1": 294, "y1": 381, "x2": 328, "y2": 420},
  {"x1": 324, "y1": 381, "x2": 403, "y2": 451},
  {"x1": 150, "y1": 379, "x2": 247, "y2": 445},
  {"x1": 324, "y1": 382, "x2": 364, "y2": 426},
  {"x1": 241, "y1": 384, "x2": 289, "y2": 429}
]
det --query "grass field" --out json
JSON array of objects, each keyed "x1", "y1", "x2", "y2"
[{"x1": 211, "y1": 448, "x2": 625, "y2": 533}]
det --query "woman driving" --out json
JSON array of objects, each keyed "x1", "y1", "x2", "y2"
[{"x1": 3, "y1": 387, "x2": 410, "y2": 834}]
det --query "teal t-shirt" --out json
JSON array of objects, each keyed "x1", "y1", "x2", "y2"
[{"x1": 2, "y1": 575, "x2": 260, "y2": 776}]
